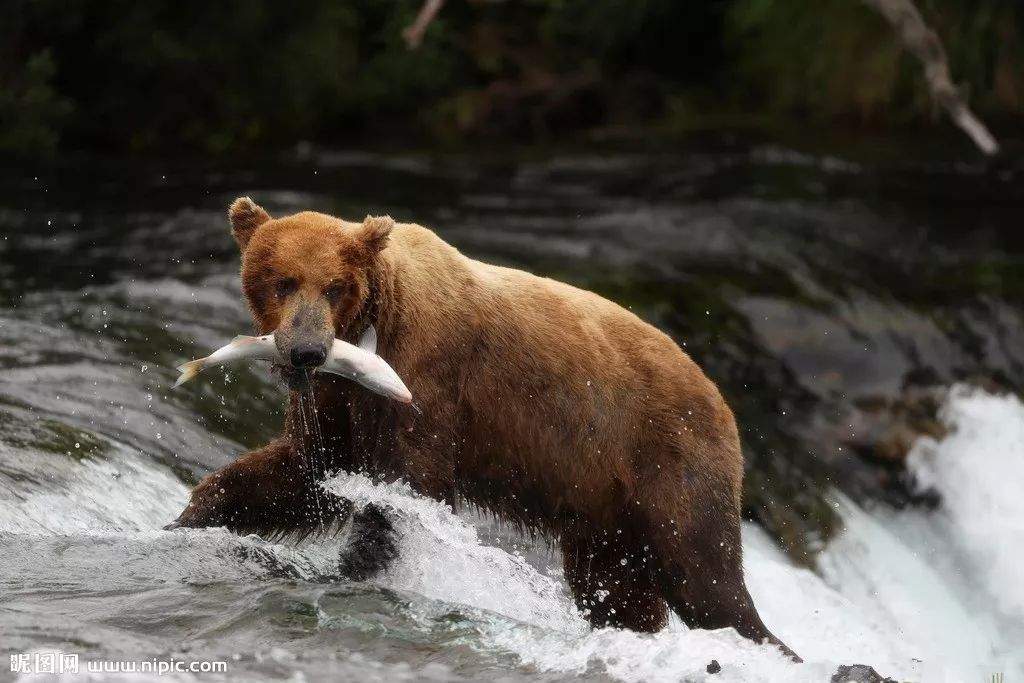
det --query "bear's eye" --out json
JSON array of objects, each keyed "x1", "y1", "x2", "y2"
[
  {"x1": 323, "y1": 282, "x2": 349, "y2": 304},
  {"x1": 274, "y1": 279, "x2": 297, "y2": 298}
]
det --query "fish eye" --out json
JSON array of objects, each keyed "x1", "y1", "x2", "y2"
[{"x1": 275, "y1": 279, "x2": 297, "y2": 298}]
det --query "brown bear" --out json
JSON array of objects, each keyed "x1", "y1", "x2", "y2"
[{"x1": 169, "y1": 197, "x2": 796, "y2": 657}]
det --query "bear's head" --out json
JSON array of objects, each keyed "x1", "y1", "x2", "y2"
[{"x1": 228, "y1": 197, "x2": 393, "y2": 391}]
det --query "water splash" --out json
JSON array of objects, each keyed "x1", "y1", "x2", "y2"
[
  {"x1": 4, "y1": 385, "x2": 1023, "y2": 681},
  {"x1": 323, "y1": 474, "x2": 833, "y2": 682},
  {"x1": 296, "y1": 388, "x2": 328, "y2": 531}
]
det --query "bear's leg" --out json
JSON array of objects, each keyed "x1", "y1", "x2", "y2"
[
  {"x1": 561, "y1": 531, "x2": 667, "y2": 632},
  {"x1": 167, "y1": 437, "x2": 349, "y2": 537},
  {"x1": 640, "y1": 492, "x2": 800, "y2": 659},
  {"x1": 338, "y1": 504, "x2": 399, "y2": 580}
]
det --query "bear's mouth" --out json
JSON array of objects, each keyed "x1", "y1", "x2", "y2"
[{"x1": 275, "y1": 364, "x2": 315, "y2": 393}]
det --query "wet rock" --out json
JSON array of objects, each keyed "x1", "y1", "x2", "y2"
[
  {"x1": 830, "y1": 664, "x2": 897, "y2": 683},
  {"x1": 845, "y1": 383, "x2": 948, "y2": 465},
  {"x1": 834, "y1": 375, "x2": 1012, "y2": 511}
]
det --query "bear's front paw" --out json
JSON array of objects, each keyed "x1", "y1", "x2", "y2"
[{"x1": 338, "y1": 505, "x2": 399, "y2": 580}]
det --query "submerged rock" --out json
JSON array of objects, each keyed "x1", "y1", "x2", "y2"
[{"x1": 830, "y1": 663, "x2": 898, "y2": 683}]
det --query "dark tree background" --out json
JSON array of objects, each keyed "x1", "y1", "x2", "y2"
[{"x1": 2, "y1": 0, "x2": 1022, "y2": 156}]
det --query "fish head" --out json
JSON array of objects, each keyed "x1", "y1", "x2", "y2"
[{"x1": 228, "y1": 198, "x2": 394, "y2": 393}]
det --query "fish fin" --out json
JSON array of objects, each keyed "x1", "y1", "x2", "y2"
[
  {"x1": 358, "y1": 325, "x2": 378, "y2": 354},
  {"x1": 173, "y1": 358, "x2": 205, "y2": 387}
]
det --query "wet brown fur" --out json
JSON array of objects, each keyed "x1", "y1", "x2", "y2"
[{"x1": 172, "y1": 197, "x2": 795, "y2": 656}]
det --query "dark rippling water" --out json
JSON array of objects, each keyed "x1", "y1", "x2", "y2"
[{"x1": 1, "y1": 145, "x2": 1022, "y2": 682}]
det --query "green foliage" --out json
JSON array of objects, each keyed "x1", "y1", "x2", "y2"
[
  {"x1": 0, "y1": 49, "x2": 73, "y2": 156},
  {"x1": 725, "y1": 0, "x2": 1024, "y2": 126},
  {"x1": 2, "y1": 0, "x2": 1021, "y2": 155},
  {"x1": 536, "y1": 0, "x2": 725, "y2": 77},
  {"x1": 3, "y1": 0, "x2": 460, "y2": 155},
  {"x1": 727, "y1": 0, "x2": 914, "y2": 124}
]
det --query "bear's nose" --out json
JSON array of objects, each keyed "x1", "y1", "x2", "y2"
[{"x1": 290, "y1": 343, "x2": 327, "y2": 368}]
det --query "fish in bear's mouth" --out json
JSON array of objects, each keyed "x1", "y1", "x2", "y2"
[
  {"x1": 171, "y1": 327, "x2": 413, "y2": 404},
  {"x1": 276, "y1": 364, "x2": 316, "y2": 393}
]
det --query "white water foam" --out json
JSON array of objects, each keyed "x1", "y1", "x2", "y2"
[
  {"x1": 907, "y1": 386, "x2": 1024, "y2": 624},
  {"x1": 326, "y1": 474, "x2": 579, "y2": 634},
  {"x1": 0, "y1": 440, "x2": 187, "y2": 535},
  {"x1": 327, "y1": 476, "x2": 840, "y2": 682},
  {"x1": 0, "y1": 434, "x2": 348, "y2": 584},
  {"x1": 816, "y1": 495, "x2": 1008, "y2": 683},
  {"x1": 898, "y1": 386, "x2": 1024, "y2": 680},
  {"x1": 8, "y1": 385, "x2": 1020, "y2": 682},
  {"x1": 326, "y1": 385, "x2": 1024, "y2": 683}
]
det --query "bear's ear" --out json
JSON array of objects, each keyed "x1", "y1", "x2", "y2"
[
  {"x1": 357, "y1": 215, "x2": 394, "y2": 255},
  {"x1": 228, "y1": 197, "x2": 272, "y2": 252}
]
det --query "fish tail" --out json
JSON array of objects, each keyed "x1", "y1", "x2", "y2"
[{"x1": 173, "y1": 358, "x2": 205, "y2": 388}]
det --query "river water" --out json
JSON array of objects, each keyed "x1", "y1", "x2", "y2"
[{"x1": 1, "y1": 147, "x2": 1022, "y2": 682}]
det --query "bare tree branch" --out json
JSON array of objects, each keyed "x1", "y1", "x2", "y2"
[
  {"x1": 400, "y1": 0, "x2": 999, "y2": 154},
  {"x1": 860, "y1": 0, "x2": 999, "y2": 155},
  {"x1": 403, "y1": 0, "x2": 446, "y2": 50}
]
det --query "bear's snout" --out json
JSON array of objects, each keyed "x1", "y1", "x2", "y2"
[{"x1": 290, "y1": 343, "x2": 327, "y2": 368}]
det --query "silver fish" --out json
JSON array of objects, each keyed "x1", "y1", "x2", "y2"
[{"x1": 173, "y1": 326, "x2": 412, "y2": 404}]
